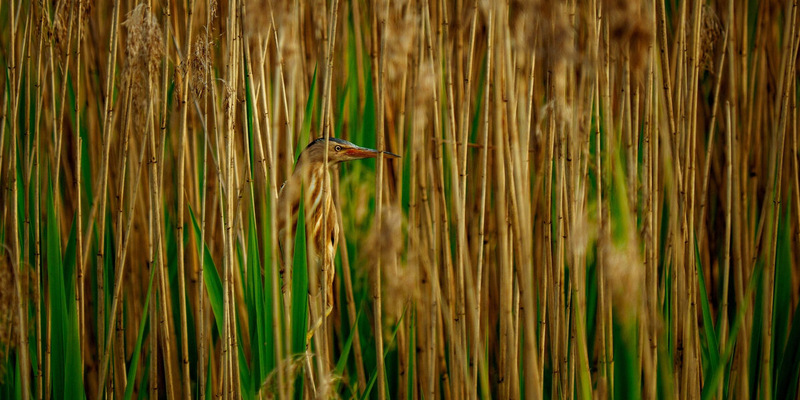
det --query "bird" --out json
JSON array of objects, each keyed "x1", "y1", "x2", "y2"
[{"x1": 277, "y1": 136, "x2": 399, "y2": 323}]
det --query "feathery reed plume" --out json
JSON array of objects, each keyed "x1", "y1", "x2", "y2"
[
  {"x1": 190, "y1": 36, "x2": 212, "y2": 98},
  {"x1": 384, "y1": 0, "x2": 416, "y2": 83},
  {"x1": 700, "y1": 4, "x2": 723, "y2": 72},
  {"x1": 122, "y1": 3, "x2": 163, "y2": 122}
]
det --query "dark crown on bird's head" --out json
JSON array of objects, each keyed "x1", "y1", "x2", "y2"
[
  {"x1": 296, "y1": 136, "x2": 399, "y2": 166},
  {"x1": 304, "y1": 136, "x2": 354, "y2": 151}
]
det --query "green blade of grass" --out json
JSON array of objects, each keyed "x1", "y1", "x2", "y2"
[
  {"x1": 695, "y1": 237, "x2": 720, "y2": 375},
  {"x1": 359, "y1": 307, "x2": 406, "y2": 400},
  {"x1": 290, "y1": 192, "x2": 308, "y2": 356},
  {"x1": 189, "y1": 205, "x2": 224, "y2": 337},
  {"x1": 775, "y1": 302, "x2": 800, "y2": 399},
  {"x1": 123, "y1": 266, "x2": 156, "y2": 400}
]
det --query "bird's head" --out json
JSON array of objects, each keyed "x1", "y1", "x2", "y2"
[{"x1": 298, "y1": 137, "x2": 400, "y2": 166}]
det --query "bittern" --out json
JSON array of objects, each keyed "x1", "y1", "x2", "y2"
[{"x1": 278, "y1": 137, "x2": 399, "y2": 319}]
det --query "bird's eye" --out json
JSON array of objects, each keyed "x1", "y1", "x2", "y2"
[{"x1": 335, "y1": 145, "x2": 343, "y2": 151}]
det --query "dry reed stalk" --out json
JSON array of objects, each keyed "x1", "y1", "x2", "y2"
[
  {"x1": 642, "y1": 11, "x2": 657, "y2": 396},
  {"x1": 492, "y1": 44, "x2": 514, "y2": 400},
  {"x1": 762, "y1": 3, "x2": 799, "y2": 397},
  {"x1": 19, "y1": 9, "x2": 33, "y2": 400},
  {"x1": 720, "y1": 100, "x2": 734, "y2": 382},
  {"x1": 31, "y1": 4, "x2": 46, "y2": 399},
  {"x1": 416, "y1": 1, "x2": 450, "y2": 399},
  {"x1": 71, "y1": 0, "x2": 86, "y2": 396},
  {"x1": 254, "y1": 28, "x2": 291, "y2": 400},
  {"x1": 222, "y1": 1, "x2": 241, "y2": 396},
  {"x1": 8, "y1": 4, "x2": 30, "y2": 400},
  {"x1": 149, "y1": 155, "x2": 159, "y2": 399},
  {"x1": 96, "y1": 98, "x2": 128, "y2": 395},
  {"x1": 53, "y1": 0, "x2": 75, "y2": 215},
  {"x1": 310, "y1": 0, "x2": 342, "y2": 391},
  {"x1": 266, "y1": 0, "x2": 296, "y2": 342},
  {"x1": 198, "y1": 20, "x2": 211, "y2": 400},
  {"x1": 441, "y1": 2, "x2": 473, "y2": 397},
  {"x1": 472, "y1": 6, "x2": 493, "y2": 397},
  {"x1": 332, "y1": 189, "x2": 367, "y2": 394},
  {"x1": 593, "y1": 4, "x2": 614, "y2": 392},
  {"x1": 92, "y1": 0, "x2": 120, "y2": 394},
  {"x1": 406, "y1": 20, "x2": 426, "y2": 396},
  {"x1": 151, "y1": 29, "x2": 178, "y2": 400},
  {"x1": 697, "y1": 24, "x2": 728, "y2": 270},
  {"x1": 504, "y1": 5, "x2": 543, "y2": 400},
  {"x1": 371, "y1": 0, "x2": 387, "y2": 397},
  {"x1": 176, "y1": 1, "x2": 196, "y2": 397}
]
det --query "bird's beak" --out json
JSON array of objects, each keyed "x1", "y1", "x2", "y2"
[{"x1": 345, "y1": 146, "x2": 400, "y2": 159}]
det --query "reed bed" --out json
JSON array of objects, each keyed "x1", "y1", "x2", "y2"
[{"x1": 1, "y1": 0, "x2": 799, "y2": 399}]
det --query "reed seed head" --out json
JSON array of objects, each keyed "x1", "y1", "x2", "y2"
[
  {"x1": 122, "y1": 3, "x2": 164, "y2": 122},
  {"x1": 701, "y1": 4, "x2": 723, "y2": 73},
  {"x1": 385, "y1": 0, "x2": 416, "y2": 83},
  {"x1": 606, "y1": 0, "x2": 653, "y2": 73},
  {"x1": 190, "y1": 35, "x2": 212, "y2": 98}
]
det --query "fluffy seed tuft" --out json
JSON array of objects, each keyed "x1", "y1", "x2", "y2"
[{"x1": 122, "y1": 3, "x2": 164, "y2": 123}]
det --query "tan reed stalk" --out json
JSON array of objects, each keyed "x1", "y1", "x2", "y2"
[
  {"x1": 217, "y1": 18, "x2": 231, "y2": 400},
  {"x1": 371, "y1": 1, "x2": 389, "y2": 399},
  {"x1": 72, "y1": 1, "x2": 85, "y2": 396},
  {"x1": 198, "y1": 21, "x2": 210, "y2": 400},
  {"x1": 94, "y1": 22, "x2": 149, "y2": 399},
  {"x1": 416, "y1": 1, "x2": 450, "y2": 399},
  {"x1": 655, "y1": 0, "x2": 679, "y2": 173},
  {"x1": 763, "y1": 4, "x2": 799, "y2": 397},
  {"x1": 222, "y1": 1, "x2": 240, "y2": 396},
  {"x1": 555, "y1": 78, "x2": 568, "y2": 400},
  {"x1": 0, "y1": 36, "x2": 6, "y2": 179},
  {"x1": 8, "y1": 3, "x2": 30, "y2": 399},
  {"x1": 149, "y1": 146, "x2": 159, "y2": 399},
  {"x1": 266, "y1": 0, "x2": 295, "y2": 331},
  {"x1": 205, "y1": 50, "x2": 228, "y2": 398},
  {"x1": 471, "y1": 7, "x2": 493, "y2": 397},
  {"x1": 31, "y1": 4, "x2": 46, "y2": 398},
  {"x1": 392, "y1": 57, "x2": 411, "y2": 400},
  {"x1": 314, "y1": 0, "x2": 342, "y2": 388},
  {"x1": 422, "y1": 74, "x2": 439, "y2": 400},
  {"x1": 332, "y1": 188, "x2": 368, "y2": 394},
  {"x1": 253, "y1": 30, "x2": 291, "y2": 400},
  {"x1": 437, "y1": 1, "x2": 467, "y2": 397},
  {"x1": 96, "y1": 35, "x2": 137, "y2": 399},
  {"x1": 405, "y1": 22, "x2": 425, "y2": 396},
  {"x1": 729, "y1": 26, "x2": 749, "y2": 396},
  {"x1": 502, "y1": 6, "x2": 543, "y2": 400},
  {"x1": 53, "y1": 0, "x2": 75, "y2": 212},
  {"x1": 689, "y1": 5, "x2": 704, "y2": 394},
  {"x1": 17, "y1": 10, "x2": 32, "y2": 394},
  {"x1": 697, "y1": 26, "x2": 729, "y2": 267},
  {"x1": 492, "y1": 37, "x2": 514, "y2": 399},
  {"x1": 246, "y1": 29, "x2": 275, "y2": 399},
  {"x1": 176, "y1": 1, "x2": 196, "y2": 397},
  {"x1": 92, "y1": 1, "x2": 122, "y2": 391},
  {"x1": 114, "y1": 72, "x2": 140, "y2": 400},
  {"x1": 642, "y1": 15, "x2": 657, "y2": 397},
  {"x1": 264, "y1": 0, "x2": 294, "y2": 154},
  {"x1": 593, "y1": 6, "x2": 613, "y2": 393},
  {"x1": 150, "y1": 54, "x2": 178, "y2": 400},
  {"x1": 720, "y1": 100, "x2": 734, "y2": 379},
  {"x1": 19, "y1": 10, "x2": 33, "y2": 400}
]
